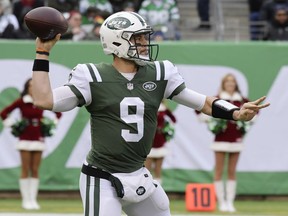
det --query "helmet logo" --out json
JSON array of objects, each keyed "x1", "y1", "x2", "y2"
[
  {"x1": 143, "y1": 81, "x2": 157, "y2": 91},
  {"x1": 107, "y1": 17, "x2": 131, "y2": 30}
]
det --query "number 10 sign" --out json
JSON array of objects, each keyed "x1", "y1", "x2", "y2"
[{"x1": 185, "y1": 183, "x2": 216, "y2": 211}]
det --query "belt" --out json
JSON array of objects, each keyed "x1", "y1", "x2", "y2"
[{"x1": 81, "y1": 164, "x2": 124, "y2": 198}]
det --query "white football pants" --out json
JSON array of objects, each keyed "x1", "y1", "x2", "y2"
[{"x1": 79, "y1": 172, "x2": 170, "y2": 216}]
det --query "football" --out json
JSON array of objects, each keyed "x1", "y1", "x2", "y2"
[{"x1": 24, "y1": 7, "x2": 68, "y2": 40}]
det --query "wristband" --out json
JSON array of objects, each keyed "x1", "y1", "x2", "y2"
[
  {"x1": 32, "y1": 59, "x2": 49, "y2": 72},
  {"x1": 36, "y1": 51, "x2": 49, "y2": 56},
  {"x1": 212, "y1": 99, "x2": 240, "y2": 120}
]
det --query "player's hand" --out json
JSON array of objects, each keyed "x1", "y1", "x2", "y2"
[
  {"x1": 35, "y1": 33, "x2": 61, "y2": 53},
  {"x1": 233, "y1": 96, "x2": 270, "y2": 121}
]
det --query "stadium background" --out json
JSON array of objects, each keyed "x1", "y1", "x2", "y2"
[{"x1": 0, "y1": 40, "x2": 287, "y2": 197}]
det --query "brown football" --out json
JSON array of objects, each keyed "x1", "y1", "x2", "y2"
[{"x1": 24, "y1": 7, "x2": 68, "y2": 40}]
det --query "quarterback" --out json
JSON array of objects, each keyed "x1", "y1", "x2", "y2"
[{"x1": 31, "y1": 11, "x2": 269, "y2": 216}]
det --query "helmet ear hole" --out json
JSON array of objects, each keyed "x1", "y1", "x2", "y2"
[{"x1": 112, "y1": 42, "x2": 121, "y2": 47}]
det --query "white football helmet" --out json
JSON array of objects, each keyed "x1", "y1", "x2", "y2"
[{"x1": 99, "y1": 11, "x2": 159, "y2": 64}]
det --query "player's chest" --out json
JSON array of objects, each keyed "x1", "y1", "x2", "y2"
[
  {"x1": 88, "y1": 80, "x2": 167, "y2": 112},
  {"x1": 90, "y1": 80, "x2": 166, "y2": 100}
]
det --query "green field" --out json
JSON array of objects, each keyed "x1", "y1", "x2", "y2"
[{"x1": 0, "y1": 198, "x2": 288, "y2": 215}]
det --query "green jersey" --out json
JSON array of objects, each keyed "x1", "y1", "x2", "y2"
[
  {"x1": 138, "y1": 0, "x2": 180, "y2": 27},
  {"x1": 67, "y1": 60, "x2": 185, "y2": 173}
]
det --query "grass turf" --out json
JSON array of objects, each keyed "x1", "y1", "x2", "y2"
[{"x1": 0, "y1": 198, "x2": 288, "y2": 215}]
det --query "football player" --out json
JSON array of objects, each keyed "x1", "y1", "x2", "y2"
[{"x1": 31, "y1": 11, "x2": 269, "y2": 216}]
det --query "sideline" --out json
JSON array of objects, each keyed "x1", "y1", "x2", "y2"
[
  {"x1": 0, "y1": 214, "x2": 195, "y2": 216},
  {"x1": 0, "y1": 214, "x2": 252, "y2": 216},
  {"x1": 0, "y1": 214, "x2": 82, "y2": 216},
  {"x1": 0, "y1": 214, "x2": 278, "y2": 216},
  {"x1": 0, "y1": 214, "x2": 83, "y2": 216},
  {"x1": 0, "y1": 214, "x2": 205, "y2": 216}
]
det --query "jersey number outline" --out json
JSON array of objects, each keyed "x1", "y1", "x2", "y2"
[{"x1": 120, "y1": 97, "x2": 144, "y2": 142}]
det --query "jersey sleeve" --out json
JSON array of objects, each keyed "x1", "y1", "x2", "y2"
[
  {"x1": 163, "y1": 60, "x2": 186, "y2": 99},
  {"x1": 65, "y1": 64, "x2": 93, "y2": 106},
  {"x1": 172, "y1": 88, "x2": 206, "y2": 111}
]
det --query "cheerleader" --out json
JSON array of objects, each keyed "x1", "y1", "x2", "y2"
[
  {"x1": 0, "y1": 78, "x2": 62, "y2": 210},
  {"x1": 145, "y1": 101, "x2": 176, "y2": 184},
  {"x1": 210, "y1": 74, "x2": 251, "y2": 212},
  {"x1": 197, "y1": 74, "x2": 253, "y2": 212}
]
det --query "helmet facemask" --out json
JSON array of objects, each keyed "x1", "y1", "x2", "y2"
[{"x1": 122, "y1": 29, "x2": 159, "y2": 64}]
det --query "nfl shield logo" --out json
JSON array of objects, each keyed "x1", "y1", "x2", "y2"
[{"x1": 127, "y1": 83, "x2": 134, "y2": 90}]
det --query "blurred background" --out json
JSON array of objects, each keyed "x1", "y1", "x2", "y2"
[{"x1": 0, "y1": 0, "x2": 288, "y2": 215}]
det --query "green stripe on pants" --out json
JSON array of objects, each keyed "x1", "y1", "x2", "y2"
[
  {"x1": 94, "y1": 178, "x2": 100, "y2": 216},
  {"x1": 85, "y1": 175, "x2": 90, "y2": 216}
]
